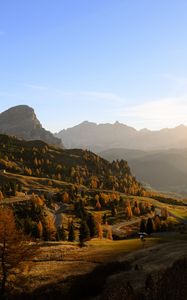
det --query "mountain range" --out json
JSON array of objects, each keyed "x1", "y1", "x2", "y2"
[
  {"x1": 1, "y1": 105, "x2": 187, "y2": 195},
  {"x1": 56, "y1": 121, "x2": 187, "y2": 152},
  {"x1": 0, "y1": 105, "x2": 62, "y2": 147},
  {"x1": 1, "y1": 106, "x2": 187, "y2": 153},
  {"x1": 56, "y1": 120, "x2": 187, "y2": 195},
  {"x1": 100, "y1": 148, "x2": 187, "y2": 195}
]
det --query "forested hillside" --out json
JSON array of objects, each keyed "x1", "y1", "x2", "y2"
[{"x1": 0, "y1": 134, "x2": 145, "y2": 196}]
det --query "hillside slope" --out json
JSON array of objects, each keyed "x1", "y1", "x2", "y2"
[
  {"x1": 0, "y1": 134, "x2": 145, "y2": 195},
  {"x1": 100, "y1": 148, "x2": 187, "y2": 194}
]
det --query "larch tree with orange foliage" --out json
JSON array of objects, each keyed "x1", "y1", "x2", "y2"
[
  {"x1": 0, "y1": 207, "x2": 39, "y2": 296},
  {"x1": 37, "y1": 221, "x2": 43, "y2": 238},
  {"x1": 43, "y1": 214, "x2": 57, "y2": 241},
  {"x1": 106, "y1": 224, "x2": 113, "y2": 240},
  {"x1": 134, "y1": 206, "x2": 140, "y2": 216},
  {"x1": 0, "y1": 191, "x2": 4, "y2": 201},
  {"x1": 98, "y1": 223, "x2": 103, "y2": 239},
  {"x1": 31, "y1": 193, "x2": 44, "y2": 207},
  {"x1": 94, "y1": 213, "x2": 103, "y2": 239},
  {"x1": 95, "y1": 199, "x2": 101, "y2": 211},
  {"x1": 62, "y1": 191, "x2": 69, "y2": 203},
  {"x1": 125, "y1": 201, "x2": 133, "y2": 220}
]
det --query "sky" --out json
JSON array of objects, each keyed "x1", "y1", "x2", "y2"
[{"x1": 1, "y1": 0, "x2": 187, "y2": 132}]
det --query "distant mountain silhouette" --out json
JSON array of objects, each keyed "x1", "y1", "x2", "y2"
[
  {"x1": 100, "y1": 148, "x2": 187, "y2": 195},
  {"x1": 56, "y1": 121, "x2": 187, "y2": 152},
  {"x1": 0, "y1": 105, "x2": 63, "y2": 147}
]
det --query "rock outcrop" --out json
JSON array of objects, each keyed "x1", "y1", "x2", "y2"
[{"x1": 0, "y1": 105, "x2": 63, "y2": 147}]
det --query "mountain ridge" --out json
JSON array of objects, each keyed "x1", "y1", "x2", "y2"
[
  {"x1": 0, "y1": 133, "x2": 145, "y2": 196},
  {"x1": 56, "y1": 121, "x2": 187, "y2": 152},
  {"x1": 0, "y1": 105, "x2": 63, "y2": 147}
]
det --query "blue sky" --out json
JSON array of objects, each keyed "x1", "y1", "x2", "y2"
[{"x1": 1, "y1": 0, "x2": 187, "y2": 132}]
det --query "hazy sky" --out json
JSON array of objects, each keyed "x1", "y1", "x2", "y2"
[{"x1": 1, "y1": 0, "x2": 187, "y2": 132}]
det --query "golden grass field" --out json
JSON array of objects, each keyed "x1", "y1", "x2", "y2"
[{"x1": 21, "y1": 234, "x2": 176, "y2": 294}]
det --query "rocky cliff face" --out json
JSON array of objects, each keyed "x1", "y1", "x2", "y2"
[{"x1": 0, "y1": 105, "x2": 63, "y2": 147}]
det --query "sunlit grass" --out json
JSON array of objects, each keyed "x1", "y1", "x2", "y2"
[
  {"x1": 84, "y1": 237, "x2": 161, "y2": 262},
  {"x1": 169, "y1": 207, "x2": 187, "y2": 220}
]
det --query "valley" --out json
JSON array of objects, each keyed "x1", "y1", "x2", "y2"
[
  {"x1": 2, "y1": 1, "x2": 187, "y2": 298},
  {"x1": 1, "y1": 161, "x2": 187, "y2": 298},
  {"x1": 0, "y1": 120, "x2": 187, "y2": 299},
  {"x1": 100, "y1": 148, "x2": 187, "y2": 195}
]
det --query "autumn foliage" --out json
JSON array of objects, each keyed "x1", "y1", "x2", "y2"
[{"x1": 0, "y1": 207, "x2": 39, "y2": 295}]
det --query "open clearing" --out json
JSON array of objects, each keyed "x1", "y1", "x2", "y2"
[
  {"x1": 21, "y1": 232, "x2": 187, "y2": 297},
  {"x1": 25, "y1": 237, "x2": 161, "y2": 291}
]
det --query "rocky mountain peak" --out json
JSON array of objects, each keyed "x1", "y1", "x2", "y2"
[
  {"x1": 0, "y1": 105, "x2": 63, "y2": 147},
  {"x1": 0, "y1": 105, "x2": 41, "y2": 129}
]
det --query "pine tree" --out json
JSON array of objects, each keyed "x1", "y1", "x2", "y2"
[
  {"x1": 10, "y1": 182, "x2": 16, "y2": 196},
  {"x1": 87, "y1": 214, "x2": 97, "y2": 238},
  {"x1": 79, "y1": 220, "x2": 90, "y2": 247},
  {"x1": 68, "y1": 221, "x2": 75, "y2": 242},
  {"x1": 56, "y1": 225, "x2": 66, "y2": 241},
  {"x1": 140, "y1": 219, "x2": 146, "y2": 233},
  {"x1": 17, "y1": 183, "x2": 22, "y2": 192},
  {"x1": 74, "y1": 199, "x2": 87, "y2": 218},
  {"x1": 31, "y1": 222, "x2": 38, "y2": 238},
  {"x1": 146, "y1": 218, "x2": 154, "y2": 235},
  {"x1": 154, "y1": 215, "x2": 161, "y2": 232}
]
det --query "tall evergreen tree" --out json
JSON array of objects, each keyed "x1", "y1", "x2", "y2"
[
  {"x1": 79, "y1": 220, "x2": 90, "y2": 247},
  {"x1": 31, "y1": 222, "x2": 38, "y2": 238},
  {"x1": 10, "y1": 181, "x2": 16, "y2": 196},
  {"x1": 87, "y1": 214, "x2": 97, "y2": 238},
  {"x1": 146, "y1": 218, "x2": 154, "y2": 235},
  {"x1": 140, "y1": 219, "x2": 146, "y2": 233},
  {"x1": 74, "y1": 199, "x2": 87, "y2": 219},
  {"x1": 56, "y1": 225, "x2": 66, "y2": 241},
  {"x1": 68, "y1": 221, "x2": 75, "y2": 242}
]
